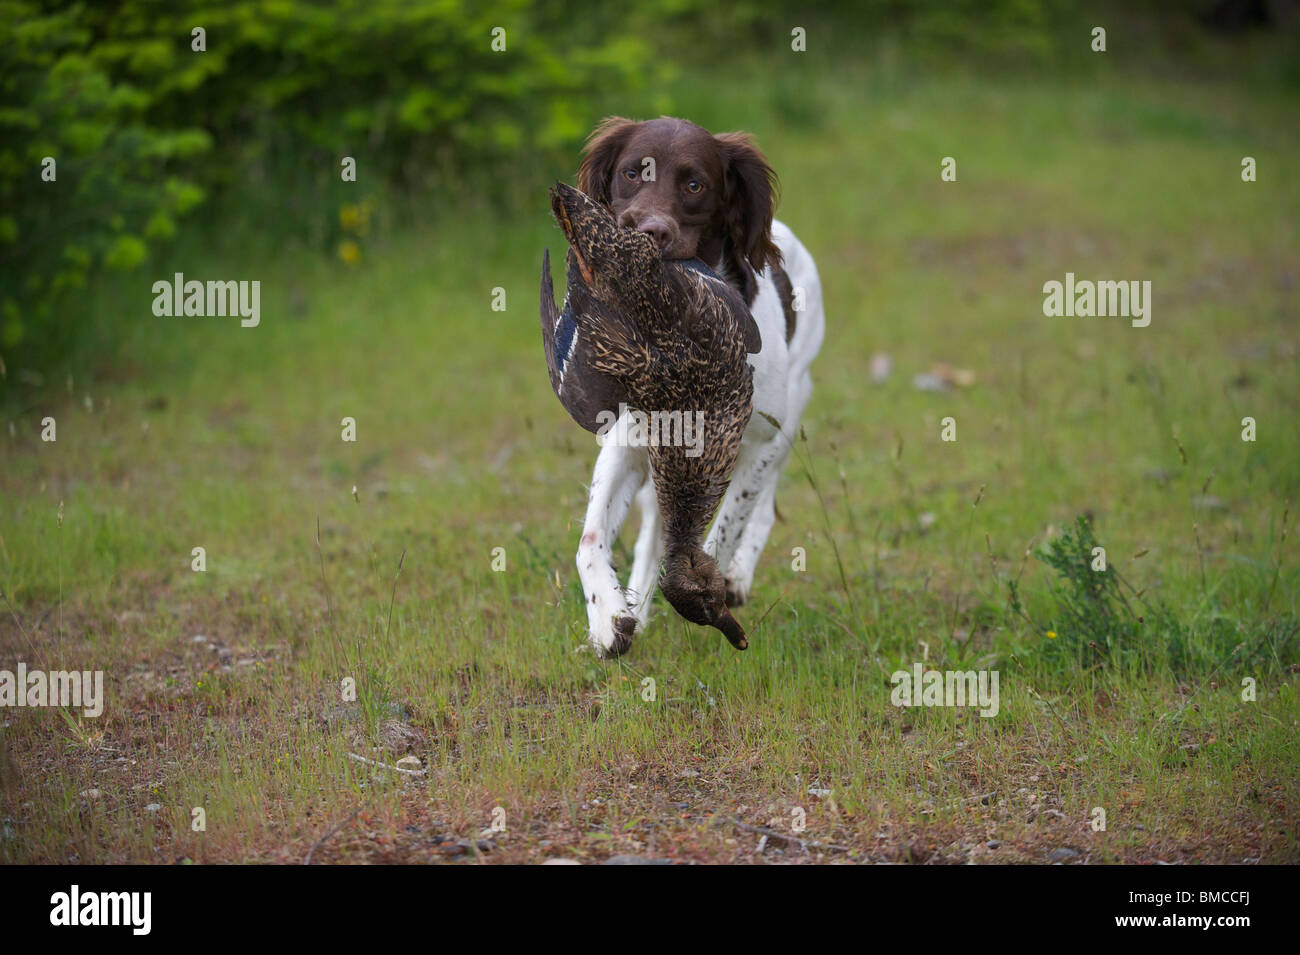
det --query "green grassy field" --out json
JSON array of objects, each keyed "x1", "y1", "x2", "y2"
[{"x1": 2, "y1": 48, "x2": 1298, "y2": 863}]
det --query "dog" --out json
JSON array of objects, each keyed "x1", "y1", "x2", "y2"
[{"x1": 571, "y1": 116, "x2": 824, "y2": 656}]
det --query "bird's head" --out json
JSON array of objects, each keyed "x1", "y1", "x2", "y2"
[
  {"x1": 660, "y1": 546, "x2": 748, "y2": 650},
  {"x1": 550, "y1": 181, "x2": 660, "y2": 302}
]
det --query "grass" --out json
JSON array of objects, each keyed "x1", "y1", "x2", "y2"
[{"x1": 1, "y1": 43, "x2": 1298, "y2": 863}]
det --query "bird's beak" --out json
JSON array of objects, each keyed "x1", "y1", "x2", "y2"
[
  {"x1": 552, "y1": 193, "x2": 595, "y2": 284},
  {"x1": 715, "y1": 608, "x2": 748, "y2": 651}
]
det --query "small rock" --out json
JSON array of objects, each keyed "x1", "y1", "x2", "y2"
[
  {"x1": 437, "y1": 838, "x2": 493, "y2": 856},
  {"x1": 378, "y1": 719, "x2": 420, "y2": 754},
  {"x1": 986, "y1": 840, "x2": 1001, "y2": 849},
  {"x1": 922, "y1": 362, "x2": 976, "y2": 388},
  {"x1": 542, "y1": 858, "x2": 581, "y2": 865},
  {"x1": 604, "y1": 854, "x2": 674, "y2": 865},
  {"x1": 395, "y1": 755, "x2": 422, "y2": 771},
  {"x1": 144, "y1": 803, "x2": 162, "y2": 812},
  {"x1": 1047, "y1": 847, "x2": 1079, "y2": 862},
  {"x1": 913, "y1": 372, "x2": 948, "y2": 392},
  {"x1": 869, "y1": 353, "x2": 892, "y2": 384}
]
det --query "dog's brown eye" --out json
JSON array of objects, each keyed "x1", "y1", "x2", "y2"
[
  {"x1": 685, "y1": 180, "x2": 703, "y2": 194},
  {"x1": 623, "y1": 169, "x2": 639, "y2": 182}
]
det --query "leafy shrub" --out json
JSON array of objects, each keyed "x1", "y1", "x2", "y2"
[
  {"x1": 0, "y1": 0, "x2": 674, "y2": 390},
  {"x1": 1026, "y1": 515, "x2": 1298, "y2": 677},
  {"x1": 0, "y1": 1, "x2": 210, "y2": 363}
]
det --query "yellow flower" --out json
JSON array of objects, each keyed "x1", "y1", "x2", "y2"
[
  {"x1": 1046, "y1": 630, "x2": 1057, "y2": 639},
  {"x1": 338, "y1": 240, "x2": 362, "y2": 266},
  {"x1": 339, "y1": 201, "x2": 373, "y2": 236}
]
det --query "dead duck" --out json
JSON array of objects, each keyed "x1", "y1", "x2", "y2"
[{"x1": 540, "y1": 182, "x2": 761, "y2": 650}]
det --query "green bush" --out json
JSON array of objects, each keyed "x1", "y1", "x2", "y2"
[
  {"x1": 0, "y1": 0, "x2": 674, "y2": 389},
  {"x1": 0, "y1": 1, "x2": 210, "y2": 364},
  {"x1": 1023, "y1": 515, "x2": 1298, "y2": 677}
]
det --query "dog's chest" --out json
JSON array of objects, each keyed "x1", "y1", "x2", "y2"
[{"x1": 742, "y1": 271, "x2": 792, "y2": 441}]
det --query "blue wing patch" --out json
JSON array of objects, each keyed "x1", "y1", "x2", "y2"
[
  {"x1": 553, "y1": 304, "x2": 577, "y2": 377},
  {"x1": 679, "y1": 258, "x2": 722, "y2": 282}
]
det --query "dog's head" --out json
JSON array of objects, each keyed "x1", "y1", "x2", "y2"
[{"x1": 578, "y1": 116, "x2": 781, "y2": 293}]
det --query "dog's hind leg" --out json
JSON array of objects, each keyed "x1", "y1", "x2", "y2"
[
  {"x1": 720, "y1": 479, "x2": 778, "y2": 607},
  {"x1": 625, "y1": 477, "x2": 663, "y2": 630},
  {"x1": 711, "y1": 367, "x2": 813, "y2": 606},
  {"x1": 577, "y1": 436, "x2": 648, "y2": 657}
]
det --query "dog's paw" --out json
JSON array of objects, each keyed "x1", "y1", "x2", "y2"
[
  {"x1": 590, "y1": 614, "x2": 637, "y2": 658},
  {"x1": 724, "y1": 578, "x2": 749, "y2": 608}
]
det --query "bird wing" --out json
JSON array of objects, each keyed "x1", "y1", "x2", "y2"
[{"x1": 538, "y1": 247, "x2": 631, "y2": 434}]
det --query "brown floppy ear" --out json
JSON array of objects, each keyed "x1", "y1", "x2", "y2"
[
  {"x1": 715, "y1": 131, "x2": 781, "y2": 275},
  {"x1": 578, "y1": 116, "x2": 637, "y2": 207}
]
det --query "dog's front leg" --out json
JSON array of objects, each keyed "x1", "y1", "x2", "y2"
[{"x1": 576, "y1": 437, "x2": 648, "y2": 657}]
